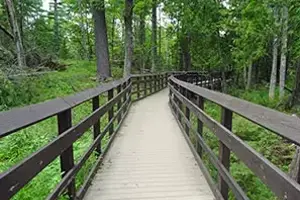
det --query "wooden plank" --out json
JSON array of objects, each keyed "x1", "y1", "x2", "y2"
[
  {"x1": 57, "y1": 109, "x2": 76, "y2": 199},
  {"x1": 169, "y1": 84, "x2": 300, "y2": 200},
  {"x1": 92, "y1": 96, "x2": 101, "y2": 154},
  {"x1": 218, "y1": 108, "x2": 233, "y2": 200},
  {"x1": 47, "y1": 96, "x2": 131, "y2": 200},
  {"x1": 169, "y1": 76, "x2": 300, "y2": 146},
  {"x1": 144, "y1": 76, "x2": 147, "y2": 97},
  {"x1": 184, "y1": 89, "x2": 190, "y2": 136},
  {"x1": 0, "y1": 84, "x2": 131, "y2": 199},
  {"x1": 0, "y1": 77, "x2": 129, "y2": 138},
  {"x1": 108, "y1": 89, "x2": 114, "y2": 136},
  {"x1": 197, "y1": 95, "x2": 204, "y2": 157},
  {"x1": 137, "y1": 77, "x2": 140, "y2": 99},
  {"x1": 117, "y1": 85, "x2": 122, "y2": 123},
  {"x1": 169, "y1": 98, "x2": 245, "y2": 200}
]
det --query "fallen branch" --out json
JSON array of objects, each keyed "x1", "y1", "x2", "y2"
[{"x1": 0, "y1": 23, "x2": 14, "y2": 40}]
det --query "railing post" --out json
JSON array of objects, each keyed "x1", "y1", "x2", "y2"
[
  {"x1": 185, "y1": 89, "x2": 190, "y2": 136},
  {"x1": 57, "y1": 109, "x2": 76, "y2": 199},
  {"x1": 218, "y1": 107, "x2": 233, "y2": 200},
  {"x1": 122, "y1": 81, "x2": 127, "y2": 115},
  {"x1": 197, "y1": 95, "x2": 204, "y2": 157},
  {"x1": 155, "y1": 75, "x2": 157, "y2": 92},
  {"x1": 137, "y1": 76, "x2": 140, "y2": 99},
  {"x1": 108, "y1": 88, "x2": 114, "y2": 136},
  {"x1": 144, "y1": 76, "x2": 147, "y2": 97},
  {"x1": 117, "y1": 85, "x2": 122, "y2": 123},
  {"x1": 92, "y1": 96, "x2": 101, "y2": 155},
  {"x1": 178, "y1": 86, "x2": 183, "y2": 124},
  {"x1": 150, "y1": 76, "x2": 153, "y2": 94}
]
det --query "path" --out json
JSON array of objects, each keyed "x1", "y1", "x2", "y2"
[{"x1": 84, "y1": 89, "x2": 214, "y2": 200}]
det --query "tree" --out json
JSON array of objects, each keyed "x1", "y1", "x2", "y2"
[
  {"x1": 123, "y1": 0, "x2": 133, "y2": 77},
  {"x1": 279, "y1": 5, "x2": 289, "y2": 99},
  {"x1": 92, "y1": 0, "x2": 111, "y2": 81},
  {"x1": 5, "y1": 0, "x2": 25, "y2": 68},
  {"x1": 151, "y1": 0, "x2": 157, "y2": 72}
]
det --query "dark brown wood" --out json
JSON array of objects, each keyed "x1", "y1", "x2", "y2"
[
  {"x1": 144, "y1": 76, "x2": 147, "y2": 97},
  {"x1": 137, "y1": 77, "x2": 140, "y2": 99},
  {"x1": 170, "y1": 97, "x2": 248, "y2": 200},
  {"x1": 0, "y1": 77, "x2": 129, "y2": 138},
  {"x1": 117, "y1": 85, "x2": 122, "y2": 123},
  {"x1": 170, "y1": 76, "x2": 300, "y2": 146},
  {"x1": 93, "y1": 96, "x2": 101, "y2": 154},
  {"x1": 57, "y1": 109, "x2": 76, "y2": 200},
  {"x1": 184, "y1": 89, "x2": 190, "y2": 136},
  {"x1": 197, "y1": 95, "x2": 204, "y2": 157},
  {"x1": 0, "y1": 83, "x2": 131, "y2": 199},
  {"x1": 108, "y1": 89, "x2": 114, "y2": 136},
  {"x1": 169, "y1": 84, "x2": 300, "y2": 200},
  {"x1": 218, "y1": 108, "x2": 232, "y2": 200}
]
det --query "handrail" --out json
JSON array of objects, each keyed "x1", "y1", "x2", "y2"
[
  {"x1": 0, "y1": 73, "x2": 168, "y2": 200},
  {"x1": 168, "y1": 75, "x2": 300, "y2": 200},
  {"x1": 170, "y1": 76, "x2": 300, "y2": 146},
  {"x1": 0, "y1": 77, "x2": 130, "y2": 138}
]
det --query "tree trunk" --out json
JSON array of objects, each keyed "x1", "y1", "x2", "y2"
[
  {"x1": 111, "y1": 17, "x2": 115, "y2": 61},
  {"x1": 243, "y1": 65, "x2": 247, "y2": 87},
  {"x1": 290, "y1": 61, "x2": 300, "y2": 107},
  {"x1": 269, "y1": 36, "x2": 278, "y2": 99},
  {"x1": 151, "y1": 0, "x2": 157, "y2": 72},
  {"x1": 5, "y1": 0, "x2": 25, "y2": 68},
  {"x1": 92, "y1": 0, "x2": 111, "y2": 81},
  {"x1": 246, "y1": 62, "x2": 252, "y2": 90},
  {"x1": 54, "y1": 0, "x2": 60, "y2": 55},
  {"x1": 78, "y1": 0, "x2": 89, "y2": 60},
  {"x1": 181, "y1": 34, "x2": 191, "y2": 71},
  {"x1": 123, "y1": 0, "x2": 133, "y2": 77},
  {"x1": 139, "y1": 9, "x2": 146, "y2": 72},
  {"x1": 279, "y1": 6, "x2": 289, "y2": 99}
]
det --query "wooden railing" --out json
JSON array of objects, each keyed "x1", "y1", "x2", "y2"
[
  {"x1": 131, "y1": 73, "x2": 168, "y2": 101},
  {"x1": 169, "y1": 75, "x2": 300, "y2": 200},
  {"x1": 0, "y1": 74, "x2": 167, "y2": 200}
]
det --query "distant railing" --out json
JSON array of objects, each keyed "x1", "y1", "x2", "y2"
[
  {"x1": 169, "y1": 75, "x2": 300, "y2": 200},
  {"x1": 0, "y1": 73, "x2": 167, "y2": 200}
]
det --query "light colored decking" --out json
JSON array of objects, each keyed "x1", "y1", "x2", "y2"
[{"x1": 84, "y1": 89, "x2": 214, "y2": 200}]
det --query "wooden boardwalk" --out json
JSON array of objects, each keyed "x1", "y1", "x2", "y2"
[{"x1": 84, "y1": 89, "x2": 214, "y2": 200}]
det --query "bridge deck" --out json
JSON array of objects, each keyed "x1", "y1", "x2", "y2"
[{"x1": 84, "y1": 89, "x2": 214, "y2": 200}]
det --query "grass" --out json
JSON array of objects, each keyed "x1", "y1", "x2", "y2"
[
  {"x1": 187, "y1": 85, "x2": 296, "y2": 200},
  {"x1": 0, "y1": 65, "x2": 296, "y2": 200},
  {"x1": 0, "y1": 60, "x2": 123, "y2": 199}
]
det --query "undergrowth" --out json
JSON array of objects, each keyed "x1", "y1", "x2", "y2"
[{"x1": 0, "y1": 60, "x2": 123, "y2": 199}]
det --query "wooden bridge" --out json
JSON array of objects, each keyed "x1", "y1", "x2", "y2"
[{"x1": 1, "y1": 71, "x2": 300, "y2": 200}]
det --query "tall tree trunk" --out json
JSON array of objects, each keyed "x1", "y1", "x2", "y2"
[
  {"x1": 181, "y1": 34, "x2": 191, "y2": 71},
  {"x1": 123, "y1": 0, "x2": 133, "y2": 77},
  {"x1": 158, "y1": 5, "x2": 162, "y2": 64},
  {"x1": 54, "y1": 0, "x2": 60, "y2": 55},
  {"x1": 151, "y1": 0, "x2": 157, "y2": 72},
  {"x1": 92, "y1": 0, "x2": 111, "y2": 81},
  {"x1": 246, "y1": 62, "x2": 252, "y2": 90},
  {"x1": 5, "y1": 0, "x2": 25, "y2": 68},
  {"x1": 78, "y1": 0, "x2": 89, "y2": 60},
  {"x1": 269, "y1": 36, "x2": 278, "y2": 99},
  {"x1": 279, "y1": 6, "x2": 289, "y2": 99},
  {"x1": 111, "y1": 17, "x2": 115, "y2": 61},
  {"x1": 85, "y1": 3, "x2": 93, "y2": 60},
  {"x1": 290, "y1": 61, "x2": 300, "y2": 107},
  {"x1": 139, "y1": 9, "x2": 146, "y2": 72}
]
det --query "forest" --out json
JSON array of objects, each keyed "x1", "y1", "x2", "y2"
[{"x1": 1, "y1": 0, "x2": 300, "y2": 199}]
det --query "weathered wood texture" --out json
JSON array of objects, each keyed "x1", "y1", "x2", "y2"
[
  {"x1": 169, "y1": 74, "x2": 300, "y2": 200},
  {"x1": 84, "y1": 89, "x2": 214, "y2": 200},
  {"x1": 0, "y1": 73, "x2": 166, "y2": 200}
]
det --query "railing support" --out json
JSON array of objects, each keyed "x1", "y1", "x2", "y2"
[
  {"x1": 108, "y1": 89, "x2": 114, "y2": 136},
  {"x1": 92, "y1": 96, "x2": 101, "y2": 155},
  {"x1": 185, "y1": 89, "x2": 190, "y2": 136},
  {"x1": 117, "y1": 85, "x2": 122, "y2": 123},
  {"x1": 218, "y1": 107, "x2": 233, "y2": 200},
  {"x1": 137, "y1": 77, "x2": 140, "y2": 99},
  {"x1": 197, "y1": 95, "x2": 204, "y2": 157},
  {"x1": 57, "y1": 109, "x2": 76, "y2": 200},
  {"x1": 144, "y1": 76, "x2": 147, "y2": 97}
]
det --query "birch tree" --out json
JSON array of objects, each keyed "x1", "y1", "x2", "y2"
[{"x1": 151, "y1": 0, "x2": 157, "y2": 72}]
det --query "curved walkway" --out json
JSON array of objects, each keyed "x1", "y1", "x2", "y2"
[{"x1": 84, "y1": 89, "x2": 214, "y2": 200}]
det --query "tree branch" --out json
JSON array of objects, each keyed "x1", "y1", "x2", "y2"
[{"x1": 0, "y1": 23, "x2": 14, "y2": 40}]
